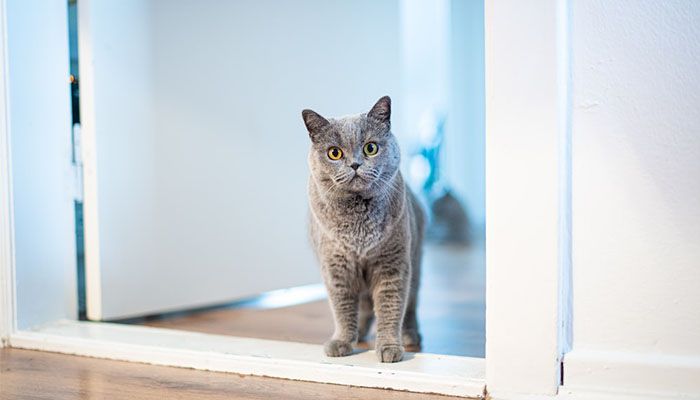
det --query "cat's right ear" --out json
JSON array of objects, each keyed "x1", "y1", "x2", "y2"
[{"x1": 302, "y1": 109, "x2": 330, "y2": 142}]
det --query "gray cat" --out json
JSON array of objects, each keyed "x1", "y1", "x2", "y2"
[{"x1": 302, "y1": 96, "x2": 425, "y2": 363}]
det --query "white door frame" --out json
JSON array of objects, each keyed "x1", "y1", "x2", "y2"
[
  {"x1": 75, "y1": 0, "x2": 103, "y2": 322},
  {"x1": 0, "y1": 0, "x2": 571, "y2": 397},
  {"x1": 484, "y1": 0, "x2": 571, "y2": 397},
  {"x1": 0, "y1": 0, "x2": 16, "y2": 347}
]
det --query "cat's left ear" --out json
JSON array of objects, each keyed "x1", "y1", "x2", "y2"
[
  {"x1": 368, "y1": 95, "x2": 391, "y2": 132},
  {"x1": 302, "y1": 109, "x2": 330, "y2": 142}
]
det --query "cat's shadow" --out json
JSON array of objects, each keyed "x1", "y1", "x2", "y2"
[{"x1": 350, "y1": 348, "x2": 369, "y2": 356}]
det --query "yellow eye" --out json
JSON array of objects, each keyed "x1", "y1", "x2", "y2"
[
  {"x1": 363, "y1": 142, "x2": 379, "y2": 156},
  {"x1": 327, "y1": 147, "x2": 343, "y2": 160}
]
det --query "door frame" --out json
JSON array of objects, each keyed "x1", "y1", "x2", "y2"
[
  {"x1": 0, "y1": 0, "x2": 15, "y2": 346},
  {"x1": 484, "y1": 0, "x2": 572, "y2": 397},
  {"x1": 0, "y1": 0, "x2": 571, "y2": 397}
]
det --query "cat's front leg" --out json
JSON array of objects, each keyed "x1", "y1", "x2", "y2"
[
  {"x1": 371, "y1": 260, "x2": 410, "y2": 363},
  {"x1": 321, "y1": 253, "x2": 360, "y2": 357}
]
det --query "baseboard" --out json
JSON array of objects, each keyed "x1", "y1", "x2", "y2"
[{"x1": 562, "y1": 349, "x2": 700, "y2": 399}]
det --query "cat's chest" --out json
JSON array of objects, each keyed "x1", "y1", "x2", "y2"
[{"x1": 320, "y1": 197, "x2": 389, "y2": 251}]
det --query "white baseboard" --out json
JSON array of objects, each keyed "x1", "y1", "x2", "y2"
[
  {"x1": 10, "y1": 320, "x2": 486, "y2": 398},
  {"x1": 562, "y1": 349, "x2": 700, "y2": 399}
]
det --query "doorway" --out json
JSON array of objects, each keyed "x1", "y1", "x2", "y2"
[{"x1": 75, "y1": 0, "x2": 485, "y2": 359}]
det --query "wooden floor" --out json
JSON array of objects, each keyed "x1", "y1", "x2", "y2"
[
  {"x1": 1, "y1": 244, "x2": 484, "y2": 399},
  {"x1": 137, "y1": 243, "x2": 485, "y2": 358},
  {"x1": 0, "y1": 348, "x2": 463, "y2": 400}
]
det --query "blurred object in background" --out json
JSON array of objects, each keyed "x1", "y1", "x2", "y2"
[
  {"x1": 409, "y1": 110, "x2": 470, "y2": 246},
  {"x1": 429, "y1": 189, "x2": 470, "y2": 245},
  {"x1": 400, "y1": 0, "x2": 484, "y2": 246}
]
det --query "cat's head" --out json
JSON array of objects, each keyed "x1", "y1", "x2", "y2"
[{"x1": 302, "y1": 96, "x2": 400, "y2": 196}]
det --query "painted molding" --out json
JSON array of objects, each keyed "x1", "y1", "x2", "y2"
[
  {"x1": 485, "y1": 0, "x2": 570, "y2": 396},
  {"x1": 0, "y1": 0, "x2": 16, "y2": 347},
  {"x1": 76, "y1": 0, "x2": 103, "y2": 321},
  {"x1": 556, "y1": 0, "x2": 573, "y2": 358},
  {"x1": 562, "y1": 349, "x2": 700, "y2": 399},
  {"x1": 11, "y1": 320, "x2": 486, "y2": 398}
]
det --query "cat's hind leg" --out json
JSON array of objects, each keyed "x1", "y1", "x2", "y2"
[
  {"x1": 404, "y1": 230, "x2": 423, "y2": 352},
  {"x1": 402, "y1": 292, "x2": 421, "y2": 352},
  {"x1": 402, "y1": 262, "x2": 422, "y2": 351},
  {"x1": 357, "y1": 290, "x2": 374, "y2": 342}
]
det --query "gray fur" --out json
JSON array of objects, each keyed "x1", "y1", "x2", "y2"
[{"x1": 302, "y1": 96, "x2": 425, "y2": 363}]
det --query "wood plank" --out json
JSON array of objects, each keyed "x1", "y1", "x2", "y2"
[{"x1": 0, "y1": 348, "x2": 470, "y2": 400}]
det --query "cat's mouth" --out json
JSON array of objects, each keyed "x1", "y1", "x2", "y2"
[
  {"x1": 345, "y1": 172, "x2": 376, "y2": 192},
  {"x1": 347, "y1": 174, "x2": 362, "y2": 186}
]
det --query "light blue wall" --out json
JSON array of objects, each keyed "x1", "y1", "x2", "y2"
[
  {"x1": 400, "y1": 0, "x2": 485, "y2": 231},
  {"x1": 7, "y1": 0, "x2": 77, "y2": 328},
  {"x1": 447, "y1": 0, "x2": 485, "y2": 231},
  {"x1": 86, "y1": 0, "x2": 404, "y2": 318}
]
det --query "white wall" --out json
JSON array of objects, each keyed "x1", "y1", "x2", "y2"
[
  {"x1": 80, "y1": 0, "x2": 160, "y2": 320},
  {"x1": 84, "y1": 0, "x2": 402, "y2": 319},
  {"x1": 567, "y1": 0, "x2": 700, "y2": 396},
  {"x1": 484, "y1": 0, "x2": 563, "y2": 395},
  {"x1": 6, "y1": 0, "x2": 77, "y2": 329}
]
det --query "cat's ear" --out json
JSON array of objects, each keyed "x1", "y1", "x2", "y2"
[
  {"x1": 302, "y1": 109, "x2": 330, "y2": 142},
  {"x1": 368, "y1": 96, "x2": 391, "y2": 128}
]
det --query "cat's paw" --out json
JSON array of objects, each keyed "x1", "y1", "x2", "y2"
[
  {"x1": 402, "y1": 329, "x2": 422, "y2": 352},
  {"x1": 376, "y1": 342, "x2": 404, "y2": 363},
  {"x1": 324, "y1": 339, "x2": 353, "y2": 357}
]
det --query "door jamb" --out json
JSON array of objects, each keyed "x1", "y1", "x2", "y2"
[
  {"x1": 0, "y1": 0, "x2": 16, "y2": 347},
  {"x1": 484, "y1": 0, "x2": 572, "y2": 396}
]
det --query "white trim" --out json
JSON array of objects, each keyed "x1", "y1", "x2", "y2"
[
  {"x1": 562, "y1": 349, "x2": 700, "y2": 400},
  {"x1": 485, "y1": 0, "x2": 570, "y2": 396},
  {"x1": 76, "y1": 0, "x2": 102, "y2": 321},
  {"x1": 0, "y1": 0, "x2": 16, "y2": 347},
  {"x1": 10, "y1": 320, "x2": 486, "y2": 398},
  {"x1": 556, "y1": 0, "x2": 573, "y2": 358}
]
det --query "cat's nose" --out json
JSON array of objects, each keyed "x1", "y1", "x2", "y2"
[{"x1": 350, "y1": 162, "x2": 361, "y2": 170}]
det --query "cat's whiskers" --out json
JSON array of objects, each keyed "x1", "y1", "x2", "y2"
[
  {"x1": 319, "y1": 180, "x2": 341, "y2": 200},
  {"x1": 333, "y1": 170, "x2": 354, "y2": 185},
  {"x1": 369, "y1": 172, "x2": 404, "y2": 209},
  {"x1": 366, "y1": 167, "x2": 398, "y2": 191}
]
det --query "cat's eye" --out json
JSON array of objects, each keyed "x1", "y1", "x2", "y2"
[
  {"x1": 327, "y1": 147, "x2": 343, "y2": 160},
  {"x1": 363, "y1": 142, "x2": 379, "y2": 156}
]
